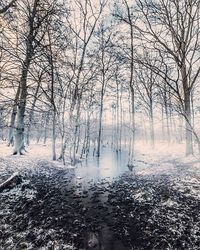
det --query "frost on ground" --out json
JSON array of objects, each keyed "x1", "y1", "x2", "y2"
[{"x1": 0, "y1": 142, "x2": 200, "y2": 249}]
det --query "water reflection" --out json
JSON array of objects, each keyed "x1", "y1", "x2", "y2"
[
  {"x1": 72, "y1": 147, "x2": 130, "y2": 250},
  {"x1": 75, "y1": 147, "x2": 129, "y2": 182}
]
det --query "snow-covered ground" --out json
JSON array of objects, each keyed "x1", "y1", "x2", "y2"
[
  {"x1": 1, "y1": 140, "x2": 200, "y2": 179},
  {"x1": 1, "y1": 140, "x2": 200, "y2": 201},
  {"x1": 1, "y1": 140, "x2": 200, "y2": 249}
]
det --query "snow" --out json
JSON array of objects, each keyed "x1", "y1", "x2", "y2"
[
  {"x1": 0, "y1": 140, "x2": 200, "y2": 187},
  {"x1": 1, "y1": 140, "x2": 200, "y2": 249}
]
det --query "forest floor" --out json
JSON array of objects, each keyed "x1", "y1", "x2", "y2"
[{"x1": 0, "y1": 142, "x2": 200, "y2": 249}]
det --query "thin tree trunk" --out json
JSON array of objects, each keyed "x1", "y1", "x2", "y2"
[
  {"x1": 116, "y1": 79, "x2": 119, "y2": 153},
  {"x1": 43, "y1": 112, "x2": 49, "y2": 145},
  {"x1": 47, "y1": 27, "x2": 57, "y2": 161},
  {"x1": 52, "y1": 109, "x2": 56, "y2": 160},
  {"x1": 76, "y1": 123, "x2": 81, "y2": 154},
  {"x1": 119, "y1": 85, "x2": 123, "y2": 151},
  {"x1": 72, "y1": 99, "x2": 81, "y2": 165},
  {"x1": 81, "y1": 126, "x2": 87, "y2": 158},
  {"x1": 26, "y1": 79, "x2": 41, "y2": 146},
  {"x1": 165, "y1": 105, "x2": 170, "y2": 144},
  {"x1": 161, "y1": 105, "x2": 165, "y2": 141},
  {"x1": 149, "y1": 103, "x2": 155, "y2": 147},
  {"x1": 143, "y1": 115, "x2": 148, "y2": 144},
  {"x1": 128, "y1": 89, "x2": 135, "y2": 164},
  {"x1": 182, "y1": 64, "x2": 193, "y2": 155},
  {"x1": 97, "y1": 88, "x2": 104, "y2": 157}
]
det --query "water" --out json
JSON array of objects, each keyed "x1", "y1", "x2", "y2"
[
  {"x1": 75, "y1": 146, "x2": 129, "y2": 182},
  {"x1": 73, "y1": 146, "x2": 130, "y2": 250}
]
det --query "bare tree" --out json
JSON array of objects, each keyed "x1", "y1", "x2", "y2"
[
  {"x1": 12, "y1": 0, "x2": 61, "y2": 155},
  {"x1": 67, "y1": 0, "x2": 107, "y2": 165},
  {"x1": 134, "y1": 0, "x2": 200, "y2": 155},
  {"x1": 113, "y1": 0, "x2": 136, "y2": 164},
  {"x1": 135, "y1": 52, "x2": 159, "y2": 147},
  {"x1": 94, "y1": 21, "x2": 114, "y2": 157}
]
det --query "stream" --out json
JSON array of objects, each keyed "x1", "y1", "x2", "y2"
[{"x1": 72, "y1": 147, "x2": 130, "y2": 249}]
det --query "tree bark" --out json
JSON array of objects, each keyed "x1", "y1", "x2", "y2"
[
  {"x1": 8, "y1": 84, "x2": 20, "y2": 146},
  {"x1": 13, "y1": 56, "x2": 31, "y2": 155}
]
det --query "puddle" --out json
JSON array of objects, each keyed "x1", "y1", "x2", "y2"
[{"x1": 75, "y1": 147, "x2": 129, "y2": 183}]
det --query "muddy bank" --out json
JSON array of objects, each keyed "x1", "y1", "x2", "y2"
[{"x1": 0, "y1": 160, "x2": 200, "y2": 249}]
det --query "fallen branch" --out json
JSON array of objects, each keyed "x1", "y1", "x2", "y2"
[{"x1": 0, "y1": 172, "x2": 22, "y2": 192}]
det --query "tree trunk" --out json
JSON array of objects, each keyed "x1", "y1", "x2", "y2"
[
  {"x1": 13, "y1": 100, "x2": 26, "y2": 155},
  {"x1": 128, "y1": 89, "x2": 135, "y2": 165},
  {"x1": 119, "y1": 86, "x2": 123, "y2": 151},
  {"x1": 84, "y1": 112, "x2": 91, "y2": 157},
  {"x1": 165, "y1": 105, "x2": 170, "y2": 144},
  {"x1": 13, "y1": 57, "x2": 30, "y2": 155},
  {"x1": 185, "y1": 99, "x2": 193, "y2": 155},
  {"x1": 8, "y1": 85, "x2": 20, "y2": 146},
  {"x1": 58, "y1": 135, "x2": 65, "y2": 164},
  {"x1": 52, "y1": 108, "x2": 56, "y2": 161},
  {"x1": 72, "y1": 100, "x2": 81, "y2": 165},
  {"x1": 81, "y1": 126, "x2": 87, "y2": 158},
  {"x1": 76, "y1": 123, "x2": 81, "y2": 154},
  {"x1": 26, "y1": 79, "x2": 41, "y2": 146},
  {"x1": 43, "y1": 111, "x2": 49, "y2": 145},
  {"x1": 12, "y1": 0, "x2": 37, "y2": 154},
  {"x1": 116, "y1": 79, "x2": 120, "y2": 152},
  {"x1": 164, "y1": 87, "x2": 170, "y2": 144},
  {"x1": 149, "y1": 103, "x2": 155, "y2": 147},
  {"x1": 97, "y1": 88, "x2": 104, "y2": 157},
  {"x1": 182, "y1": 64, "x2": 193, "y2": 156}
]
